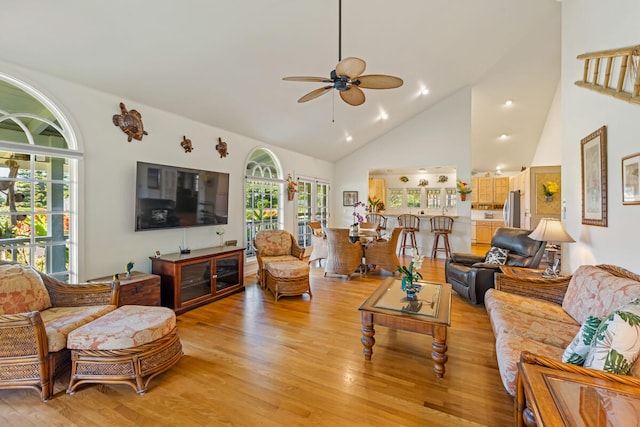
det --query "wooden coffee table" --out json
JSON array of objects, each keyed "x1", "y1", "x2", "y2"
[{"x1": 358, "y1": 277, "x2": 452, "y2": 378}]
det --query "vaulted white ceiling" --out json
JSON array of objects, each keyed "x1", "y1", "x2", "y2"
[{"x1": 0, "y1": 0, "x2": 561, "y2": 172}]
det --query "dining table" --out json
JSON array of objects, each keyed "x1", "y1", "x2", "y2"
[{"x1": 350, "y1": 230, "x2": 380, "y2": 274}]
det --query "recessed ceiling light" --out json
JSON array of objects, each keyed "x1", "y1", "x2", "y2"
[
  {"x1": 346, "y1": 135, "x2": 353, "y2": 142},
  {"x1": 504, "y1": 99, "x2": 513, "y2": 107},
  {"x1": 379, "y1": 112, "x2": 388, "y2": 120},
  {"x1": 420, "y1": 87, "x2": 430, "y2": 96},
  {"x1": 499, "y1": 133, "x2": 509, "y2": 140}
]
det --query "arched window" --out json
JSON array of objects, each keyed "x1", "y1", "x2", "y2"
[
  {"x1": 244, "y1": 149, "x2": 283, "y2": 257},
  {"x1": 0, "y1": 74, "x2": 80, "y2": 281}
]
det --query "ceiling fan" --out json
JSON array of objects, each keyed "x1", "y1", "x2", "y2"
[{"x1": 282, "y1": 0, "x2": 403, "y2": 106}]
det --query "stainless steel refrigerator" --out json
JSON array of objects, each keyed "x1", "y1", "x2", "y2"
[{"x1": 503, "y1": 190, "x2": 521, "y2": 227}]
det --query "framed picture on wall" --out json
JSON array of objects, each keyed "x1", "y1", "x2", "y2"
[
  {"x1": 622, "y1": 152, "x2": 640, "y2": 205},
  {"x1": 580, "y1": 125, "x2": 608, "y2": 227},
  {"x1": 343, "y1": 191, "x2": 358, "y2": 206}
]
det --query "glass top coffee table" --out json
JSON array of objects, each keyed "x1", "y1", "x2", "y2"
[{"x1": 358, "y1": 277, "x2": 452, "y2": 378}]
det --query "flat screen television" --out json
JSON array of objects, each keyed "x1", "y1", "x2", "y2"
[{"x1": 135, "y1": 161, "x2": 229, "y2": 231}]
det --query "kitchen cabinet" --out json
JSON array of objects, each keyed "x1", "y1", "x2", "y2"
[
  {"x1": 475, "y1": 220, "x2": 502, "y2": 245},
  {"x1": 473, "y1": 176, "x2": 509, "y2": 208},
  {"x1": 477, "y1": 177, "x2": 494, "y2": 205},
  {"x1": 471, "y1": 220, "x2": 477, "y2": 243},
  {"x1": 493, "y1": 177, "x2": 510, "y2": 207},
  {"x1": 471, "y1": 177, "x2": 479, "y2": 204}
]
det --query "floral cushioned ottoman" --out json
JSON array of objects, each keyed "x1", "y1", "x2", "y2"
[
  {"x1": 265, "y1": 260, "x2": 312, "y2": 301},
  {"x1": 66, "y1": 305, "x2": 183, "y2": 395},
  {"x1": 485, "y1": 264, "x2": 640, "y2": 396}
]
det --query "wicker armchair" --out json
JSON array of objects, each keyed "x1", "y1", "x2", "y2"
[
  {"x1": 324, "y1": 228, "x2": 363, "y2": 279},
  {"x1": 253, "y1": 230, "x2": 304, "y2": 288},
  {"x1": 0, "y1": 261, "x2": 119, "y2": 401},
  {"x1": 364, "y1": 228, "x2": 402, "y2": 274},
  {"x1": 308, "y1": 222, "x2": 328, "y2": 267}
]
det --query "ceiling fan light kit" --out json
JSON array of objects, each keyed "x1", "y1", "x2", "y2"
[{"x1": 282, "y1": 1, "x2": 403, "y2": 106}]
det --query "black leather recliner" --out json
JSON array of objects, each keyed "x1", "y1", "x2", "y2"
[{"x1": 445, "y1": 227, "x2": 546, "y2": 304}]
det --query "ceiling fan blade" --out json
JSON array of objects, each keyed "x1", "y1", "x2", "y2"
[
  {"x1": 283, "y1": 76, "x2": 327, "y2": 82},
  {"x1": 335, "y1": 57, "x2": 366, "y2": 78},
  {"x1": 340, "y1": 86, "x2": 365, "y2": 106},
  {"x1": 357, "y1": 74, "x2": 404, "y2": 89},
  {"x1": 298, "y1": 86, "x2": 333, "y2": 103}
]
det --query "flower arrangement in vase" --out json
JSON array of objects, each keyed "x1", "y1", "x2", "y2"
[
  {"x1": 397, "y1": 254, "x2": 424, "y2": 300},
  {"x1": 286, "y1": 173, "x2": 297, "y2": 201},
  {"x1": 456, "y1": 179, "x2": 472, "y2": 201},
  {"x1": 368, "y1": 196, "x2": 381, "y2": 213},
  {"x1": 542, "y1": 181, "x2": 559, "y2": 202}
]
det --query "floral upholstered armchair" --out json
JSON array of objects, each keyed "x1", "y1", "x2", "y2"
[
  {"x1": 253, "y1": 230, "x2": 304, "y2": 288},
  {"x1": 0, "y1": 261, "x2": 119, "y2": 401}
]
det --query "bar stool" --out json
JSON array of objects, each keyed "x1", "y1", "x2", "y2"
[
  {"x1": 430, "y1": 216, "x2": 454, "y2": 259},
  {"x1": 397, "y1": 214, "x2": 420, "y2": 256}
]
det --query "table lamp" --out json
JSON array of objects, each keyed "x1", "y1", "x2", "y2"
[{"x1": 528, "y1": 218, "x2": 575, "y2": 278}]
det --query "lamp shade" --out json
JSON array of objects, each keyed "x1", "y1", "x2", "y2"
[{"x1": 528, "y1": 218, "x2": 575, "y2": 243}]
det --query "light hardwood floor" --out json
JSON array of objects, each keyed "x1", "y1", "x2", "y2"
[{"x1": 0, "y1": 255, "x2": 513, "y2": 426}]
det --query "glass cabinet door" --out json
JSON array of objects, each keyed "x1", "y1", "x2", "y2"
[
  {"x1": 180, "y1": 260, "x2": 212, "y2": 303},
  {"x1": 215, "y1": 254, "x2": 240, "y2": 292}
]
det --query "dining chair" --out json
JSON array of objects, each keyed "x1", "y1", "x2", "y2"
[
  {"x1": 364, "y1": 228, "x2": 402, "y2": 274},
  {"x1": 324, "y1": 228, "x2": 363, "y2": 280},
  {"x1": 366, "y1": 213, "x2": 387, "y2": 232},
  {"x1": 308, "y1": 222, "x2": 328, "y2": 267}
]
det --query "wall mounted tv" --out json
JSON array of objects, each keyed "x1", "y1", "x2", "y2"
[{"x1": 135, "y1": 161, "x2": 229, "y2": 231}]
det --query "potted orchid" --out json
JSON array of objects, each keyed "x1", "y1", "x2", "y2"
[
  {"x1": 397, "y1": 254, "x2": 424, "y2": 300},
  {"x1": 350, "y1": 201, "x2": 368, "y2": 238}
]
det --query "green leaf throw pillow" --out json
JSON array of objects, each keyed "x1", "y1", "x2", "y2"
[
  {"x1": 562, "y1": 316, "x2": 603, "y2": 366},
  {"x1": 485, "y1": 247, "x2": 509, "y2": 265},
  {"x1": 584, "y1": 298, "x2": 640, "y2": 375}
]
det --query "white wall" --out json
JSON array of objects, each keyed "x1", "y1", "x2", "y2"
[
  {"x1": 531, "y1": 82, "x2": 562, "y2": 167},
  {"x1": 0, "y1": 60, "x2": 333, "y2": 280},
  {"x1": 334, "y1": 87, "x2": 473, "y2": 252},
  {"x1": 561, "y1": 0, "x2": 640, "y2": 273}
]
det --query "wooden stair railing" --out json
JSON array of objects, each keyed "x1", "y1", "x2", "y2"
[{"x1": 575, "y1": 45, "x2": 640, "y2": 106}]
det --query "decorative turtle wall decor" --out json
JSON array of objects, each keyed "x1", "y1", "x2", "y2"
[
  {"x1": 181, "y1": 136, "x2": 193, "y2": 153},
  {"x1": 216, "y1": 137, "x2": 228, "y2": 158},
  {"x1": 112, "y1": 102, "x2": 148, "y2": 142}
]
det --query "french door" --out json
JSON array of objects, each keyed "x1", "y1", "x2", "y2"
[{"x1": 296, "y1": 178, "x2": 329, "y2": 248}]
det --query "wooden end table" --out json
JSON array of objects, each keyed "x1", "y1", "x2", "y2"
[
  {"x1": 495, "y1": 266, "x2": 572, "y2": 305},
  {"x1": 90, "y1": 271, "x2": 161, "y2": 306},
  {"x1": 517, "y1": 361, "x2": 640, "y2": 426},
  {"x1": 358, "y1": 277, "x2": 452, "y2": 378}
]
